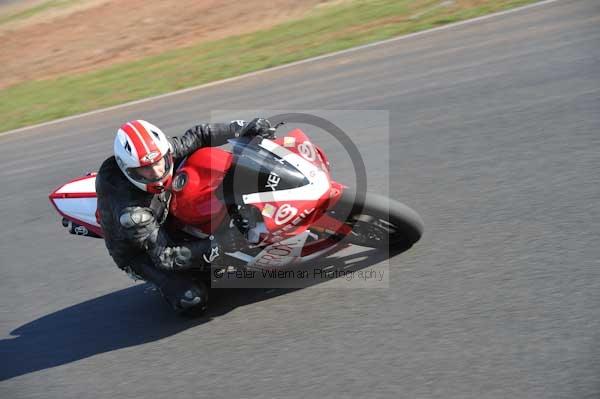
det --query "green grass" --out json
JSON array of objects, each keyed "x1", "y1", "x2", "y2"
[
  {"x1": 0, "y1": 0, "x2": 540, "y2": 133},
  {"x1": 0, "y1": 0, "x2": 77, "y2": 25}
]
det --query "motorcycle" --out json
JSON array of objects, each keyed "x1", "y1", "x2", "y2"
[{"x1": 49, "y1": 124, "x2": 423, "y2": 285}]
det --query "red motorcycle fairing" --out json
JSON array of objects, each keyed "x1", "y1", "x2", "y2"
[
  {"x1": 170, "y1": 129, "x2": 347, "y2": 253},
  {"x1": 246, "y1": 129, "x2": 333, "y2": 241},
  {"x1": 169, "y1": 128, "x2": 347, "y2": 248},
  {"x1": 169, "y1": 147, "x2": 232, "y2": 234}
]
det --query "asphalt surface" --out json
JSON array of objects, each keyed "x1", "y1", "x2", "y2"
[{"x1": 1, "y1": 0, "x2": 599, "y2": 397}]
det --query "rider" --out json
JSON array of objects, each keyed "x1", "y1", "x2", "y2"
[{"x1": 96, "y1": 118, "x2": 272, "y2": 312}]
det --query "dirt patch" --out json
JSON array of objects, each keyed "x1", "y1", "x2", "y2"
[{"x1": 0, "y1": 0, "x2": 331, "y2": 89}]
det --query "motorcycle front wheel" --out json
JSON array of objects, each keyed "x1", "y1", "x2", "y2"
[{"x1": 328, "y1": 189, "x2": 424, "y2": 250}]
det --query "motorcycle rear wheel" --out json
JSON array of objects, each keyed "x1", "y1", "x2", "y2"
[{"x1": 328, "y1": 190, "x2": 424, "y2": 250}]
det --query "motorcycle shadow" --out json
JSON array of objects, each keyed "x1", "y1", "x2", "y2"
[{"x1": 0, "y1": 246, "x2": 402, "y2": 382}]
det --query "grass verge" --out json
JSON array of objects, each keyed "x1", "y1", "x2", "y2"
[
  {"x1": 0, "y1": 0, "x2": 77, "y2": 26},
  {"x1": 1, "y1": 0, "x2": 540, "y2": 133}
]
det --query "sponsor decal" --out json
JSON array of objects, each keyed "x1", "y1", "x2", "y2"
[
  {"x1": 250, "y1": 232, "x2": 309, "y2": 268},
  {"x1": 74, "y1": 225, "x2": 89, "y2": 235},
  {"x1": 151, "y1": 130, "x2": 162, "y2": 140},
  {"x1": 298, "y1": 141, "x2": 316, "y2": 161},
  {"x1": 253, "y1": 244, "x2": 293, "y2": 267},
  {"x1": 172, "y1": 172, "x2": 188, "y2": 192},
  {"x1": 265, "y1": 171, "x2": 280, "y2": 191},
  {"x1": 283, "y1": 136, "x2": 296, "y2": 147},
  {"x1": 274, "y1": 204, "x2": 298, "y2": 225},
  {"x1": 261, "y1": 203, "x2": 276, "y2": 218},
  {"x1": 142, "y1": 151, "x2": 160, "y2": 162},
  {"x1": 279, "y1": 207, "x2": 314, "y2": 233},
  {"x1": 124, "y1": 141, "x2": 132, "y2": 155},
  {"x1": 203, "y1": 246, "x2": 220, "y2": 263},
  {"x1": 257, "y1": 207, "x2": 315, "y2": 246}
]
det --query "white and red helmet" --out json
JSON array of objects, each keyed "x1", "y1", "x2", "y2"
[{"x1": 113, "y1": 120, "x2": 173, "y2": 193}]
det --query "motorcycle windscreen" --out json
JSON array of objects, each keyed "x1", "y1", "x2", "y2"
[{"x1": 219, "y1": 137, "x2": 309, "y2": 205}]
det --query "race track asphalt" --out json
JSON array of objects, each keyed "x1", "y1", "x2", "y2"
[{"x1": 1, "y1": 0, "x2": 599, "y2": 397}]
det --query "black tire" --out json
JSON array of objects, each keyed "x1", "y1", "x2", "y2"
[{"x1": 328, "y1": 190, "x2": 424, "y2": 250}]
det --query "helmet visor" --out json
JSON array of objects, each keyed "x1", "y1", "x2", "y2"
[{"x1": 126, "y1": 154, "x2": 172, "y2": 184}]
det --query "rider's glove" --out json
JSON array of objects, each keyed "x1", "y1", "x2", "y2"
[
  {"x1": 160, "y1": 240, "x2": 220, "y2": 271},
  {"x1": 239, "y1": 118, "x2": 274, "y2": 139},
  {"x1": 158, "y1": 246, "x2": 195, "y2": 271}
]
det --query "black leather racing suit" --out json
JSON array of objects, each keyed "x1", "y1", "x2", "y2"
[{"x1": 95, "y1": 121, "x2": 244, "y2": 308}]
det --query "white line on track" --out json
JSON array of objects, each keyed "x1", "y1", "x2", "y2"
[{"x1": 1, "y1": 0, "x2": 560, "y2": 137}]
